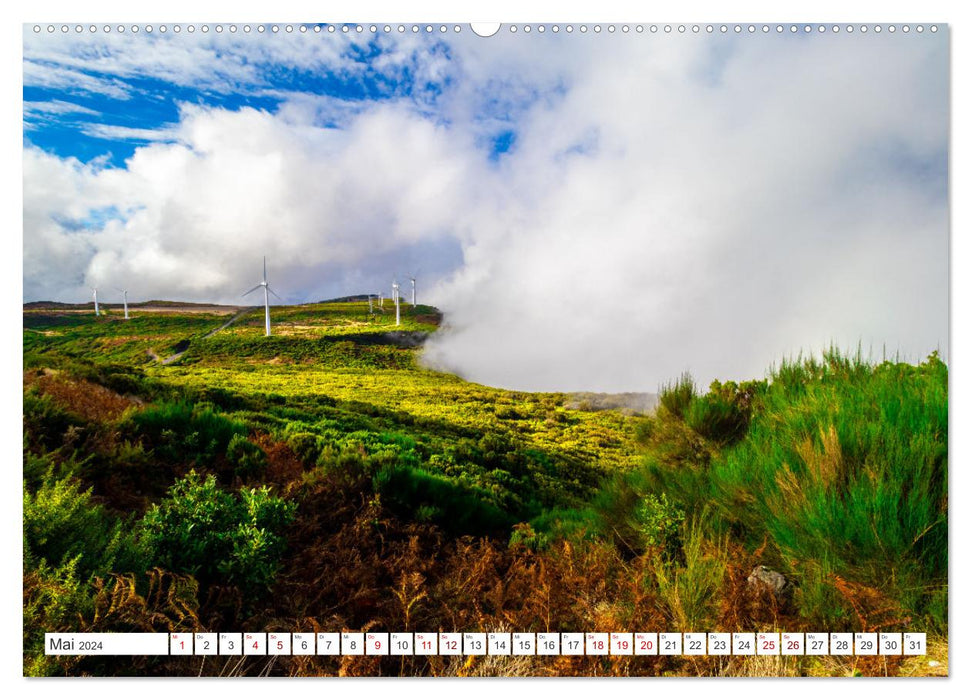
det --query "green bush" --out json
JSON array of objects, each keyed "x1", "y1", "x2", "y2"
[
  {"x1": 373, "y1": 463, "x2": 516, "y2": 535},
  {"x1": 129, "y1": 401, "x2": 247, "y2": 463},
  {"x1": 23, "y1": 558, "x2": 94, "y2": 676},
  {"x1": 226, "y1": 434, "x2": 268, "y2": 479},
  {"x1": 139, "y1": 471, "x2": 295, "y2": 594},
  {"x1": 515, "y1": 507, "x2": 598, "y2": 550},
  {"x1": 24, "y1": 471, "x2": 147, "y2": 579},
  {"x1": 634, "y1": 493, "x2": 685, "y2": 561},
  {"x1": 75, "y1": 362, "x2": 159, "y2": 399},
  {"x1": 684, "y1": 379, "x2": 765, "y2": 445},
  {"x1": 658, "y1": 372, "x2": 696, "y2": 419},
  {"x1": 23, "y1": 390, "x2": 80, "y2": 451}
]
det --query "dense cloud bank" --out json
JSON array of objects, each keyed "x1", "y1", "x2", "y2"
[{"x1": 24, "y1": 29, "x2": 948, "y2": 391}]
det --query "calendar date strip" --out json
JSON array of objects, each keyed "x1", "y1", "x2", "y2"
[{"x1": 45, "y1": 631, "x2": 927, "y2": 657}]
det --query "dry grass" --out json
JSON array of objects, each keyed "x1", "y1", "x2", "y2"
[
  {"x1": 898, "y1": 637, "x2": 948, "y2": 677},
  {"x1": 714, "y1": 654, "x2": 803, "y2": 677},
  {"x1": 26, "y1": 370, "x2": 136, "y2": 422}
]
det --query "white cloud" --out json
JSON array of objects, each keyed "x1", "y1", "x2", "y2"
[
  {"x1": 78, "y1": 122, "x2": 180, "y2": 142},
  {"x1": 23, "y1": 60, "x2": 131, "y2": 99},
  {"x1": 23, "y1": 99, "x2": 99, "y2": 117},
  {"x1": 423, "y1": 33, "x2": 949, "y2": 391},
  {"x1": 24, "y1": 100, "x2": 483, "y2": 304},
  {"x1": 23, "y1": 31, "x2": 949, "y2": 392},
  {"x1": 22, "y1": 26, "x2": 448, "y2": 98}
]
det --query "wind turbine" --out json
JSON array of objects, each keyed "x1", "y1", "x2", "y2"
[
  {"x1": 242, "y1": 256, "x2": 281, "y2": 336},
  {"x1": 367, "y1": 294, "x2": 373, "y2": 313},
  {"x1": 115, "y1": 288, "x2": 129, "y2": 320},
  {"x1": 410, "y1": 275, "x2": 417, "y2": 306},
  {"x1": 91, "y1": 288, "x2": 100, "y2": 316},
  {"x1": 393, "y1": 280, "x2": 401, "y2": 326}
]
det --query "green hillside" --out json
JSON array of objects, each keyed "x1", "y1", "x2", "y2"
[{"x1": 22, "y1": 302, "x2": 947, "y2": 677}]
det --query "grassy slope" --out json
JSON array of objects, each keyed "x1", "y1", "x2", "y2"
[{"x1": 21, "y1": 304, "x2": 947, "y2": 677}]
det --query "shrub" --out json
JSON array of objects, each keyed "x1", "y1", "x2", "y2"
[
  {"x1": 285, "y1": 431, "x2": 324, "y2": 464},
  {"x1": 684, "y1": 379, "x2": 765, "y2": 445},
  {"x1": 23, "y1": 390, "x2": 79, "y2": 451},
  {"x1": 652, "y1": 518, "x2": 728, "y2": 631},
  {"x1": 658, "y1": 372, "x2": 696, "y2": 419},
  {"x1": 129, "y1": 401, "x2": 247, "y2": 463},
  {"x1": 373, "y1": 463, "x2": 516, "y2": 535},
  {"x1": 634, "y1": 493, "x2": 685, "y2": 561},
  {"x1": 633, "y1": 417, "x2": 654, "y2": 446},
  {"x1": 74, "y1": 362, "x2": 158, "y2": 400},
  {"x1": 24, "y1": 472, "x2": 147, "y2": 579},
  {"x1": 23, "y1": 559, "x2": 93, "y2": 676},
  {"x1": 139, "y1": 471, "x2": 296, "y2": 594},
  {"x1": 226, "y1": 434, "x2": 268, "y2": 479},
  {"x1": 513, "y1": 508, "x2": 598, "y2": 550}
]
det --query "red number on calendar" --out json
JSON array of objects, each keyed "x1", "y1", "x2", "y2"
[
  {"x1": 787, "y1": 641, "x2": 798, "y2": 650},
  {"x1": 618, "y1": 640, "x2": 629, "y2": 650},
  {"x1": 640, "y1": 640, "x2": 654, "y2": 650},
  {"x1": 375, "y1": 641, "x2": 381, "y2": 650},
  {"x1": 762, "y1": 640, "x2": 775, "y2": 650},
  {"x1": 446, "y1": 641, "x2": 457, "y2": 650},
  {"x1": 593, "y1": 640, "x2": 604, "y2": 650}
]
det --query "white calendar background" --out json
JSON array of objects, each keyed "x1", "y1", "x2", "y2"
[{"x1": 10, "y1": 0, "x2": 961, "y2": 697}]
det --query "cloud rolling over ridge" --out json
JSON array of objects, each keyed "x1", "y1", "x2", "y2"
[{"x1": 23, "y1": 27, "x2": 948, "y2": 391}]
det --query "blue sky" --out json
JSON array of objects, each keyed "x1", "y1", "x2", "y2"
[
  {"x1": 24, "y1": 29, "x2": 460, "y2": 165},
  {"x1": 22, "y1": 24, "x2": 949, "y2": 391}
]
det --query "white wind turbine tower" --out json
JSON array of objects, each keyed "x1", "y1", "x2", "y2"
[
  {"x1": 393, "y1": 280, "x2": 401, "y2": 326},
  {"x1": 115, "y1": 288, "x2": 129, "y2": 320},
  {"x1": 367, "y1": 294, "x2": 373, "y2": 313},
  {"x1": 91, "y1": 288, "x2": 100, "y2": 316},
  {"x1": 242, "y1": 256, "x2": 281, "y2": 337},
  {"x1": 410, "y1": 275, "x2": 417, "y2": 306}
]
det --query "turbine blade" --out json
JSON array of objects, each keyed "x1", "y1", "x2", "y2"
[
  {"x1": 242, "y1": 285, "x2": 262, "y2": 297},
  {"x1": 267, "y1": 286, "x2": 282, "y2": 301}
]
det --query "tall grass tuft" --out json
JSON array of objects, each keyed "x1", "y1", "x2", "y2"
[
  {"x1": 644, "y1": 349, "x2": 948, "y2": 628},
  {"x1": 658, "y1": 372, "x2": 696, "y2": 419},
  {"x1": 652, "y1": 516, "x2": 728, "y2": 631}
]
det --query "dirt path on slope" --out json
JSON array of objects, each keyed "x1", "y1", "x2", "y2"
[{"x1": 147, "y1": 307, "x2": 257, "y2": 365}]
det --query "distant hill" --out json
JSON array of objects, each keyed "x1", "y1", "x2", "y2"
[
  {"x1": 316, "y1": 294, "x2": 374, "y2": 303},
  {"x1": 24, "y1": 300, "x2": 243, "y2": 310},
  {"x1": 564, "y1": 391, "x2": 658, "y2": 415}
]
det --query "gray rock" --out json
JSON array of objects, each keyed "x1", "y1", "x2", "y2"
[{"x1": 747, "y1": 565, "x2": 791, "y2": 598}]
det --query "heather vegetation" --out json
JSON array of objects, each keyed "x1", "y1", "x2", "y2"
[{"x1": 22, "y1": 302, "x2": 947, "y2": 676}]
